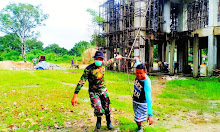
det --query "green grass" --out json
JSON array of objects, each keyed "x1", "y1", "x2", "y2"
[
  {"x1": 157, "y1": 77, "x2": 220, "y2": 115},
  {"x1": 0, "y1": 69, "x2": 219, "y2": 131},
  {"x1": 0, "y1": 69, "x2": 159, "y2": 131}
]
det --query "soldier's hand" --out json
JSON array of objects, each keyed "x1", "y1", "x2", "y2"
[
  {"x1": 134, "y1": 57, "x2": 140, "y2": 62},
  {"x1": 71, "y1": 94, "x2": 77, "y2": 106},
  {"x1": 147, "y1": 117, "x2": 154, "y2": 125},
  {"x1": 116, "y1": 55, "x2": 122, "y2": 60}
]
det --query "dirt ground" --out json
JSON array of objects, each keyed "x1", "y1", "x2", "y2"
[
  {"x1": 0, "y1": 61, "x2": 71, "y2": 70},
  {"x1": 0, "y1": 61, "x2": 34, "y2": 70}
]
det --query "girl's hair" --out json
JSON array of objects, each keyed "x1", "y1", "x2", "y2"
[{"x1": 136, "y1": 64, "x2": 146, "y2": 70}]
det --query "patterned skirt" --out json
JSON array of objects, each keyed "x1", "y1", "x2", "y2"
[{"x1": 133, "y1": 100, "x2": 148, "y2": 122}]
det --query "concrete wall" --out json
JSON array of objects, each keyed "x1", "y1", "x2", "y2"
[
  {"x1": 163, "y1": 0, "x2": 171, "y2": 33},
  {"x1": 208, "y1": 0, "x2": 219, "y2": 26},
  {"x1": 177, "y1": 1, "x2": 188, "y2": 31},
  {"x1": 134, "y1": 0, "x2": 146, "y2": 63}
]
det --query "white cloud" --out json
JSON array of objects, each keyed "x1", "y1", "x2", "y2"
[{"x1": 0, "y1": 0, "x2": 103, "y2": 50}]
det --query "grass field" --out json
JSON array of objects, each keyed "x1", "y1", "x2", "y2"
[
  {"x1": 0, "y1": 69, "x2": 219, "y2": 131},
  {"x1": 158, "y1": 77, "x2": 220, "y2": 114}
]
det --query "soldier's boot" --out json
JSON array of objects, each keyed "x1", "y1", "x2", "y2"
[
  {"x1": 96, "y1": 116, "x2": 101, "y2": 129},
  {"x1": 106, "y1": 114, "x2": 114, "y2": 130}
]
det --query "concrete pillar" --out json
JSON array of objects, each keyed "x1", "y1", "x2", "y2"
[
  {"x1": 193, "y1": 34, "x2": 199, "y2": 77},
  {"x1": 177, "y1": 1, "x2": 183, "y2": 32},
  {"x1": 208, "y1": 35, "x2": 217, "y2": 76},
  {"x1": 134, "y1": 39, "x2": 139, "y2": 58},
  {"x1": 119, "y1": 2, "x2": 123, "y2": 72},
  {"x1": 200, "y1": 49, "x2": 203, "y2": 65},
  {"x1": 177, "y1": 40, "x2": 184, "y2": 72},
  {"x1": 182, "y1": 38, "x2": 189, "y2": 74},
  {"x1": 134, "y1": 0, "x2": 146, "y2": 63},
  {"x1": 163, "y1": 0, "x2": 171, "y2": 33},
  {"x1": 119, "y1": 47, "x2": 123, "y2": 72},
  {"x1": 208, "y1": 0, "x2": 218, "y2": 26},
  {"x1": 145, "y1": 40, "x2": 149, "y2": 63},
  {"x1": 170, "y1": 38, "x2": 175, "y2": 75},
  {"x1": 165, "y1": 41, "x2": 170, "y2": 62},
  {"x1": 162, "y1": 42, "x2": 165, "y2": 62},
  {"x1": 149, "y1": 40, "x2": 154, "y2": 73},
  {"x1": 106, "y1": 48, "x2": 111, "y2": 70},
  {"x1": 158, "y1": 43, "x2": 162, "y2": 61},
  {"x1": 110, "y1": 46, "x2": 114, "y2": 70},
  {"x1": 116, "y1": 47, "x2": 119, "y2": 71},
  {"x1": 217, "y1": 36, "x2": 220, "y2": 68},
  {"x1": 106, "y1": 48, "x2": 111, "y2": 60},
  {"x1": 177, "y1": 2, "x2": 188, "y2": 32},
  {"x1": 214, "y1": 36, "x2": 217, "y2": 68},
  {"x1": 139, "y1": 39, "x2": 145, "y2": 63}
]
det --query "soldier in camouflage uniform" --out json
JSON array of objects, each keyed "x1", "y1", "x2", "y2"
[{"x1": 71, "y1": 51, "x2": 122, "y2": 130}]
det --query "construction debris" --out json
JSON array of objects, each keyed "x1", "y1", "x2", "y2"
[
  {"x1": 0, "y1": 61, "x2": 33, "y2": 70},
  {"x1": 0, "y1": 61, "x2": 67, "y2": 70},
  {"x1": 213, "y1": 68, "x2": 220, "y2": 77}
]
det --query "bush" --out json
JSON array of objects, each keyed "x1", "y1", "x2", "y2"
[
  {"x1": 0, "y1": 49, "x2": 84, "y2": 64},
  {"x1": 25, "y1": 49, "x2": 47, "y2": 62},
  {"x1": 59, "y1": 54, "x2": 73, "y2": 62},
  {"x1": 45, "y1": 53, "x2": 58, "y2": 62},
  {"x1": 26, "y1": 53, "x2": 35, "y2": 61},
  {"x1": 29, "y1": 49, "x2": 46, "y2": 56},
  {"x1": 4, "y1": 50, "x2": 20, "y2": 61},
  {"x1": 0, "y1": 56, "x2": 3, "y2": 61}
]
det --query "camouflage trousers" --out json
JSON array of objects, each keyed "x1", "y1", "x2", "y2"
[{"x1": 89, "y1": 88, "x2": 111, "y2": 116}]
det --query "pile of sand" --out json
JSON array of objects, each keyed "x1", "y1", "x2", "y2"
[{"x1": 0, "y1": 61, "x2": 34, "y2": 70}]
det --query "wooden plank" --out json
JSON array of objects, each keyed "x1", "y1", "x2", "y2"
[{"x1": 214, "y1": 26, "x2": 220, "y2": 35}]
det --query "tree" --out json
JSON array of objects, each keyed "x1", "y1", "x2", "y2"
[
  {"x1": 86, "y1": 8, "x2": 106, "y2": 47},
  {"x1": 90, "y1": 35, "x2": 106, "y2": 47},
  {"x1": 86, "y1": 8, "x2": 103, "y2": 26},
  {"x1": 0, "y1": 33, "x2": 20, "y2": 52},
  {"x1": 0, "y1": 3, "x2": 48, "y2": 62},
  {"x1": 26, "y1": 38, "x2": 44, "y2": 52},
  {"x1": 69, "y1": 41, "x2": 92, "y2": 56},
  {"x1": 44, "y1": 44, "x2": 68, "y2": 56}
]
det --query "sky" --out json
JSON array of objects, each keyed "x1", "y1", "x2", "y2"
[{"x1": 0, "y1": 0, "x2": 104, "y2": 50}]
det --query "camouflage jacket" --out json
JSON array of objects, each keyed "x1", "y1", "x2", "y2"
[{"x1": 74, "y1": 58, "x2": 117, "y2": 94}]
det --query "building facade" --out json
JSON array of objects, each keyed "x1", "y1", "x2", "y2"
[{"x1": 98, "y1": 0, "x2": 220, "y2": 76}]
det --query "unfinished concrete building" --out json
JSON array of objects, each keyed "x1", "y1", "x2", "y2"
[{"x1": 98, "y1": 0, "x2": 220, "y2": 77}]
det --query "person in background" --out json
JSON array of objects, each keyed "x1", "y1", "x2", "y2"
[
  {"x1": 32, "y1": 58, "x2": 37, "y2": 66},
  {"x1": 70, "y1": 58, "x2": 75, "y2": 69},
  {"x1": 174, "y1": 61, "x2": 179, "y2": 73}
]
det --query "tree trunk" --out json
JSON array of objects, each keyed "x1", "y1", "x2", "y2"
[{"x1": 20, "y1": 38, "x2": 26, "y2": 62}]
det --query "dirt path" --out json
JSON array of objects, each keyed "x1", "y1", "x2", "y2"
[{"x1": 151, "y1": 76, "x2": 166, "y2": 101}]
